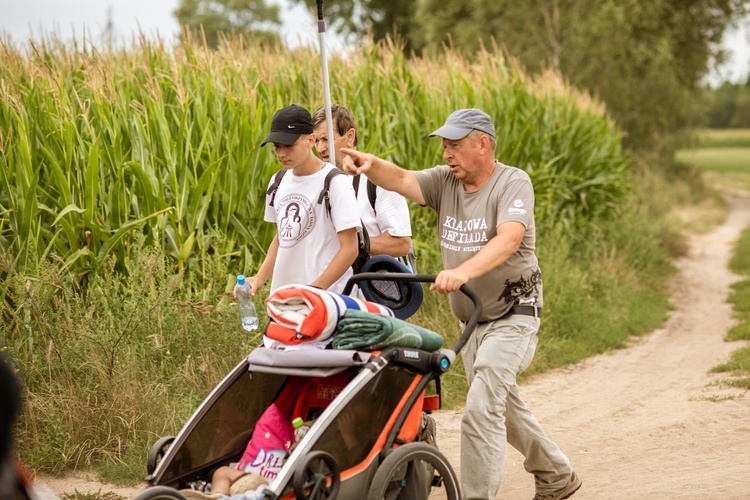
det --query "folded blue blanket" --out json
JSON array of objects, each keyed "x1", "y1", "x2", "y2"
[{"x1": 333, "y1": 309, "x2": 444, "y2": 352}]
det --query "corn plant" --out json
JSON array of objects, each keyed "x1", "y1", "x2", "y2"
[{"x1": 1, "y1": 34, "x2": 629, "y2": 288}]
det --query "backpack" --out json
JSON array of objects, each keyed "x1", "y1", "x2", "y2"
[
  {"x1": 352, "y1": 175, "x2": 418, "y2": 273},
  {"x1": 266, "y1": 168, "x2": 371, "y2": 274}
]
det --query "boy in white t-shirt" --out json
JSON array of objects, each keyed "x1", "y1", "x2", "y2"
[{"x1": 238, "y1": 104, "x2": 361, "y2": 348}]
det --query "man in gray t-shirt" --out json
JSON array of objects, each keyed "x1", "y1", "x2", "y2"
[
  {"x1": 341, "y1": 108, "x2": 581, "y2": 500},
  {"x1": 416, "y1": 162, "x2": 542, "y2": 322}
]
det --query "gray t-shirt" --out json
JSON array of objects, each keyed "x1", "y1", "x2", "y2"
[{"x1": 415, "y1": 162, "x2": 543, "y2": 321}]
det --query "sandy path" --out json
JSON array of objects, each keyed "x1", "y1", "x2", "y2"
[
  {"x1": 434, "y1": 194, "x2": 750, "y2": 499},
  {"x1": 38, "y1": 194, "x2": 750, "y2": 499}
]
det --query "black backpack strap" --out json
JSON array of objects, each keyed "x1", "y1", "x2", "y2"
[
  {"x1": 366, "y1": 179, "x2": 377, "y2": 215},
  {"x1": 316, "y1": 169, "x2": 371, "y2": 273},
  {"x1": 353, "y1": 175, "x2": 377, "y2": 214},
  {"x1": 266, "y1": 169, "x2": 287, "y2": 208},
  {"x1": 352, "y1": 174, "x2": 361, "y2": 199},
  {"x1": 317, "y1": 168, "x2": 345, "y2": 218}
]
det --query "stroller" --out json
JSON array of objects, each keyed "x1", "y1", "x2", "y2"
[{"x1": 134, "y1": 273, "x2": 481, "y2": 500}]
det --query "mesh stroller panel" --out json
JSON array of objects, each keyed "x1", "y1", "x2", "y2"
[
  {"x1": 369, "y1": 275, "x2": 411, "y2": 309},
  {"x1": 371, "y1": 279, "x2": 407, "y2": 305},
  {"x1": 311, "y1": 364, "x2": 417, "y2": 471},
  {"x1": 159, "y1": 371, "x2": 286, "y2": 486}
]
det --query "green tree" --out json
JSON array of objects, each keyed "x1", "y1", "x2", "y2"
[
  {"x1": 293, "y1": 0, "x2": 417, "y2": 51},
  {"x1": 706, "y1": 81, "x2": 741, "y2": 127},
  {"x1": 413, "y1": 0, "x2": 747, "y2": 152},
  {"x1": 730, "y1": 91, "x2": 750, "y2": 127},
  {"x1": 174, "y1": 0, "x2": 282, "y2": 48},
  {"x1": 180, "y1": 0, "x2": 747, "y2": 150}
]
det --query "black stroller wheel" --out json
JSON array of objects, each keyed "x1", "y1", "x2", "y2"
[
  {"x1": 133, "y1": 485, "x2": 187, "y2": 500},
  {"x1": 293, "y1": 451, "x2": 341, "y2": 500},
  {"x1": 366, "y1": 442, "x2": 460, "y2": 500},
  {"x1": 147, "y1": 436, "x2": 175, "y2": 475}
]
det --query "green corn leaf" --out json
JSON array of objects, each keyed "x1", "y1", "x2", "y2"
[
  {"x1": 52, "y1": 204, "x2": 86, "y2": 226},
  {"x1": 96, "y1": 207, "x2": 172, "y2": 264}
]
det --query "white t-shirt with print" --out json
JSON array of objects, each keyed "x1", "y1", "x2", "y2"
[
  {"x1": 264, "y1": 163, "x2": 361, "y2": 294},
  {"x1": 354, "y1": 175, "x2": 412, "y2": 239}
]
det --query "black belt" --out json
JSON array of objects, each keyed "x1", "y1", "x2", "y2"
[{"x1": 477, "y1": 305, "x2": 541, "y2": 325}]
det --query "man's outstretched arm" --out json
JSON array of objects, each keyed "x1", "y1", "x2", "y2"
[{"x1": 340, "y1": 148, "x2": 426, "y2": 206}]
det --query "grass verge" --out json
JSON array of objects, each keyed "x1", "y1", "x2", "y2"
[
  {"x1": 678, "y1": 136, "x2": 750, "y2": 393},
  {"x1": 709, "y1": 186, "x2": 750, "y2": 390},
  {"x1": 2, "y1": 236, "x2": 264, "y2": 484},
  {"x1": 60, "y1": 492, "x2": 126, "y2": 500},
  {"x1": 695, "y1": 128, "x2": 750, "y2": 148},
  {"x1": 676, "y1": 129, "x2": 750, "y2": 191},
  {"x1": 675, "y1": 148, "x2": 750, "y2": 174}
]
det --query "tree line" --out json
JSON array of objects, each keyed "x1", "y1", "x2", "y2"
[
  {"x1": 175, "y1": 0, "x2": 749, "y2": 152},
  {"x1": 705, "y1": 79, "x2": 750, "y2": 128}
]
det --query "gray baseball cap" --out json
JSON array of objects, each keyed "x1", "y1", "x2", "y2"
[{"x1": 429, "y1": 108, "x2": 495, "y2": 140}]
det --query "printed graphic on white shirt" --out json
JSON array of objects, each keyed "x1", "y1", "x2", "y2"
[{"x1": 276, "y1": 193, "x2": 315, "y2": 247}]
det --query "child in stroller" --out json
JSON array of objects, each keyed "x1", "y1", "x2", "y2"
[{"x1": 205, "y1": 375, "x2": 392, "y2": 498}]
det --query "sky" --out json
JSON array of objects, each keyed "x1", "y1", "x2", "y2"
[
  {"x1": 1, "y1": 0, "x2": 749, "y2": 86},
  {"x1": 0, "y1": 0, "x2": 336, "y2": 50}
]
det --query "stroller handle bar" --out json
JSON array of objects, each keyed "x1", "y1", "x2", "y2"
[{"x1": 343, "y1": 272, "x2": 483, "y2": 355}]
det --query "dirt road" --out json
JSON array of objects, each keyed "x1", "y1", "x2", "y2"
[
  {"x1": 39, "y1": 194, "x2": 750, "y2": 499},
  {"x1": 434, "y1": 193, "x2": 750, "y2": 499}
]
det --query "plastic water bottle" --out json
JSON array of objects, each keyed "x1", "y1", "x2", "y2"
[
  {"x1": 236, "y1": 275, "x2": 258, "y2": 331},
  {"x1": 292, "y1": 417, "x2": 311, "y2": 442}
]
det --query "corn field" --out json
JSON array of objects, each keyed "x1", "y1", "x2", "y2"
[{"x1": 0, "y1": 35, "x2": 629, "y2": 287}]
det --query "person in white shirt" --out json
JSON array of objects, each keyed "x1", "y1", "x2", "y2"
[
  {"x1": 312, "y1": 104, "x2": 414, "y2": 268},
  {"x1": 237, "y1": 104, "x2": 361, "y2": 350}
]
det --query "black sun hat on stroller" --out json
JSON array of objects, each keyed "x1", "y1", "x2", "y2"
[{"x1": 357, "y1": 256, "x2": 424, "y2": 320}]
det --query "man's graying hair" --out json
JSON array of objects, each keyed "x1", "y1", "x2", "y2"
[
  {"x1": 312, "y1": 104, "x2": 359, "y2": 147},
  {"x1": 468, "y1": 129, "x2": 497, "y2": 152}
]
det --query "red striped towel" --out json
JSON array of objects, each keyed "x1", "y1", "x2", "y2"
[{"x1": 264, "y1": 284, "x2": 394, "y2": 346}]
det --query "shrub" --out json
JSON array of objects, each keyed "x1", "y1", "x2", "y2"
[{"x1": 3, "y1": 236, "x2": 263, "y2": 479}]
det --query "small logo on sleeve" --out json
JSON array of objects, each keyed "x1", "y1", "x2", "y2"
[{"x1": 508, "y1": 199, "x2": 526, "y2": 215}]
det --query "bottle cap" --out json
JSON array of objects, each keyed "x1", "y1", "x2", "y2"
[
  {"x1": 292, "y1": 417, "x2": 304, "y2": 428},
  {"x1": 237, "y1": 275, "x2": 246, "y2": 285}
]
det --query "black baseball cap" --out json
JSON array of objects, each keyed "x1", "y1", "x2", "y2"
[{"x1": 261, "y1": 104, "x2": 314, "y2": 147}]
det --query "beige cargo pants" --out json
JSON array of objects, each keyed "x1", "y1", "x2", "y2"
[{"x1": 460, "y1": 315, "x2": 573, "y2": 499}]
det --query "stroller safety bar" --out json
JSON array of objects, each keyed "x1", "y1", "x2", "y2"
[{"x1": 247, "y1": 348, "x2": 373, "y2": 377}]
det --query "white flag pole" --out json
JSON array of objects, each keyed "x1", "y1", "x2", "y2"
[{"x1": 317, "y1": 0, "x2": 336, "y2": 165}]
